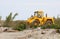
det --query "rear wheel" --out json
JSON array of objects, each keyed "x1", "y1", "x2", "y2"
[{"x1": 45, "y1": 20, "x2": 53, "y2": 25}]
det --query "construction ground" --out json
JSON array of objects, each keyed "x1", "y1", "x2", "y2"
[{"x1": 0, "y1": 27, "x2": 60, "y2": 39}]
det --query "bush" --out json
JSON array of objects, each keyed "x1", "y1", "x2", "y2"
[
  {"x1": 32, "y1": 25, "x2": 38, "y2": 29},
  {"x1": 13, "y1": 23, "x2": 26, "y2": 31},
  {"x1": 41, "y1": 24, "x2": 60, "y2": 29}
]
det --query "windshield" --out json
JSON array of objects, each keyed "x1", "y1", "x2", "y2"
[
  {"x1": 34, "y1": 13, "x2": 42, "y2": 18},
  {"x1": 34, "y1": 13, "x2": 37, "y2": 16}
]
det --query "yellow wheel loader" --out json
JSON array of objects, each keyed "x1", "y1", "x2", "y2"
[{"x1": 27, "y1": 10, "x2": 54, "y2": 26}]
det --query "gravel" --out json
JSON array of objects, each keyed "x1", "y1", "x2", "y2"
[{"x1": 0, "y1": 27, "x2": 60, "y2": 39}]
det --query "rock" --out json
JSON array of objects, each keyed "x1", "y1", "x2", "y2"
[
  {"x1": 37, "y1": 27, "x2": 41, "y2": 31},
  {"x1": 0, "y1": 27, "x2": 9, "y2": 32},
  {"x1": 41, "y1": 31, "x2": 46, "y2": 34},
  {"x1": 56, "y1": 29, "x2": 60, "y2": 33}
]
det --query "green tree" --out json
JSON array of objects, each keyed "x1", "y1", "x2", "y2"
[{"x1": 4, "y1": 12, "x2": 18, "y2": 27}]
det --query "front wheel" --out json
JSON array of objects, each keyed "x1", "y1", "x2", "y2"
[{"x1": 30, "y1": 20, "x2": 40, "y2": 28}]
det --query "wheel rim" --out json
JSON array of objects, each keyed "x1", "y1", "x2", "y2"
[
  {"x1": 34, "y1": 22, "x2": 38, "y2": 25},
  {"x1": 46, "y1": 21, "x2": 52, "y2": 25}
]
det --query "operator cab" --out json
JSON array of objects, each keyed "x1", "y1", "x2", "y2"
[{"x1": 34, "y1": 10, "x2": 44, "y2": 18}]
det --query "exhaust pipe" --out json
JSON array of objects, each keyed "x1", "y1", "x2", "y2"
[{"x1": 46, "y1": 13, "x2": 47, "y2": 17}]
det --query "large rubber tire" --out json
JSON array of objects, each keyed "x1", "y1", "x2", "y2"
[
  {"x1": 45, "y1": 20, "x2": 53, "y2": 25},
  {"x1": 30, "y1": 20, "x2": 40, "y2": 28}
]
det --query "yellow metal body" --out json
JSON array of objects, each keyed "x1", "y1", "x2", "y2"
[{"x1": 27, "y1": 10, "x2": 54, "y2": 25}]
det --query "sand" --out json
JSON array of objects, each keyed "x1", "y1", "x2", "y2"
[{"x1": 0, "y1": 28, "x2": 60, "y2": 39}]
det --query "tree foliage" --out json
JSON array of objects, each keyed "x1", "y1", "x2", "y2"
[{"x1": 3, "y1": 12, "x2": 18, "y2": 27}]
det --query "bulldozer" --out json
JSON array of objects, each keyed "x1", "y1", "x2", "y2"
[{"x1": 27, "y1": 10, "x2": 54, "y2": 26}]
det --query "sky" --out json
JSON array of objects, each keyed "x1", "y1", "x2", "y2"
[{"x1": 0, "y1": 0, "x2": 60, "y2": 20}]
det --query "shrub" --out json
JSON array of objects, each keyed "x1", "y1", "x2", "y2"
[
  {"x1": 13, "y1": 23, "x2": 26, "y2": 31},
  {"x1": 41, "y1": 24, "x2": 60, "y2": 29},
  {"x1": 32, "y1": 25, "x2": 38, "y2": 29}
]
